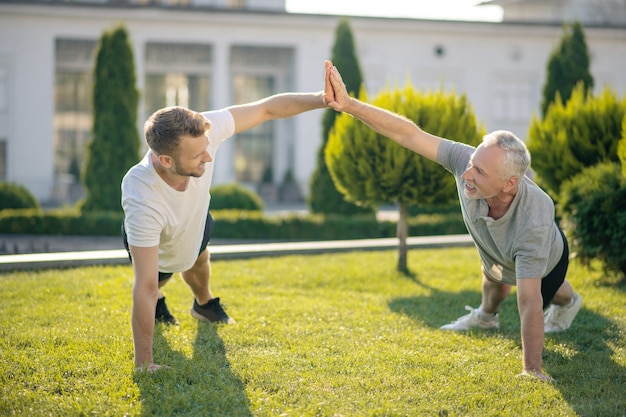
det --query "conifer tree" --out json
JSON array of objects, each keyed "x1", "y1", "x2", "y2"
[
  {"x1": 528, "y1": 84, "x2": 625, "y2": 199},
  {"x1": 308, "y1": 18, "x2": 373, "y2": 216},
  {"x1": 619, "y1": 117, "x2": 626, "y2": 178},
  {"x1": 326, "y1": 84, "x2": 484, "y2": 272},
  {"x1": 81, "y1": 24, "x2": 140, "y2": 213},
  {"x1": 541, "y1": 21, "x2": 593, "y2": 117}
]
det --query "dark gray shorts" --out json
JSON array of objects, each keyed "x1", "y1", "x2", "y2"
[
  {"x1": 122, "y1": 211, "x2": 215, "y2": 282},
  {"x1": 540, "y1": 226, "x2": 569, "y2": 309}
]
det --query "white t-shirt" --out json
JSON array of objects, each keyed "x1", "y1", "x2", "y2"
[
  {"x1": 437, "y1": 139, "x2": 563, "y2": 285},
  {"x1": 121, "y1": 109, "x2": 235, "y2": 273}
]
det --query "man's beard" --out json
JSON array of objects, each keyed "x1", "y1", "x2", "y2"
[{"x1": 172, "y1": 161, "x2": 206, "y2": 178}]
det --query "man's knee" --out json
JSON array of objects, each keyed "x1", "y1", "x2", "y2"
[{"x1": 190, "y1": 248, "x2": 210, "y2": 271}]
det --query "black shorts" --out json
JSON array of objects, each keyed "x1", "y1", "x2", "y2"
[
  {"x1": 122, "y1": 211, "x2": 215, "y2": 282},
  {"x1": 540, "y1": 226, "x2": 569, "y2": 309}
]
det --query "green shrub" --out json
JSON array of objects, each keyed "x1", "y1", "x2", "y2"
[
  {"x1": 211, "y1": 211, "x2": 384, "y2": 241},
  {"x1": 619, "y1": 116, "x2": 626, "y2": 178},
  {"x1": 0, "y1": 207, "x2": 465, "y2": 240},
  {"x1": 0, "y1": 209, "x2": 123, "y2": 236},
  {"x1": 210, "y1": 183, "x2": 263, "y2": 211},
  {"x1": 559, "y1": 162, "x2": 626, "y2": 280},
  {"x1": 528, "y1": 84, "x2": 625, "y2": 199},
  {"x1": 0, "y1": 182, "x2": 40, "y2": 211},
  {"x1": 210, "y1": 210, "x2": 465, "y2": 241},
  {"x1": 326, "y1": 83, "x2": 483, "y2": 272}
]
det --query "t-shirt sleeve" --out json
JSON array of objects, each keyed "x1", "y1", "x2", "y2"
[
  {"x1": 436, "y1": 139, "x2": 475, "y2": 177},
  {"x1": 121, "y1": 173, "x2": 162, "y2": 248},
  {"x1": 201, "y1": 109, "x2": 235, "y2": 145}
]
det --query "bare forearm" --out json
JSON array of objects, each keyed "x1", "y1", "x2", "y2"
[
  {"x1": 519, "y1": 300, "x2": 545, "y2": 373},
  {"x1": 127, "y1": 246, "x2": 161, "y2": 370},
  {"x1": 229, "y1": 91, "x2": 326, "y2": 133},
  {"x1": 343, "y1": 98, "x2": 417, "y2": 144},
  {"x1": 338, "y1": 97, "x2": 441, "y2": 161},
  {"x1": 263, "y1": 91, "x2": 327, "y2": 119},
  {"x1": 132, "y1": 290, "x2": 157, "y2": 368}
]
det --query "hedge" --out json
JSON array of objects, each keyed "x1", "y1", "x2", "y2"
[
  {"x1": 0, "y1": 209, "x2": 466, "y2": 241},
  {"x1": 0, "y1": 209, "x2": 124, "y2": 236}
]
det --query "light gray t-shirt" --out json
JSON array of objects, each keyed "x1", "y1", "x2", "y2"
[{"x1": 437, "y1": 139, "x2": 563, "y2": 285}]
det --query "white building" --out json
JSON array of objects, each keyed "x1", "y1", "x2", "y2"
[{"x1": 0, "y1": 0, "x2": 625, "y2": 206}]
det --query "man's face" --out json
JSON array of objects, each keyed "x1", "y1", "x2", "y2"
[
  {"x1": 170, "y1": 133, "x2": 212, "y2": 178},
  {"x1": 460, "y1": 145, "x2": 507, "y2": 200}
]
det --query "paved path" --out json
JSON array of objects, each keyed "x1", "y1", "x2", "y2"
[{"x1": 0, "y1": 234, "x2": 474, "y2": 271}]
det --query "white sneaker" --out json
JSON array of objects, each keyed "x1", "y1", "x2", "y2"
[
  {"x1": 440, "y1": 306, "x2": 499, "y2": 330},
  {"x1": 544, "y1": 292, "x2": 582, "y2": 333}
]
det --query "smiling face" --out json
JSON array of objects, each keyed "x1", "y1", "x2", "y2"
[
  {"x1": 169, "y1": 133, "x2": 212, "y2": 178},
  {"x1": 461, "y1": 145, "x2": 508, "y2": 200}
]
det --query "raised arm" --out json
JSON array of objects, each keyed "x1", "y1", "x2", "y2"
[
  {"x1": 325, "y1": 60, "x2": 443, "y2": 162},
  {"x1": 227, "y1": 91, "x2": 327, "y2": 134}
]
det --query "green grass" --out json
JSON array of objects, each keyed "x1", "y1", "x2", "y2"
[{"x1": 1, "y1": 248, "x2": 625, "y2": 416}]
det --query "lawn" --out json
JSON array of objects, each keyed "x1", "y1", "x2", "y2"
[{"x1": 1, "y1": 247, "x2": 624, "y2": 416}]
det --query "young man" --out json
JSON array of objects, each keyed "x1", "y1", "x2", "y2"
[
  {"x1": 324, "y1": 61, "x2": 582, "y2": 381},
  {"x1": 122, "y1": 80, "x2": 330, "y2": 371}
]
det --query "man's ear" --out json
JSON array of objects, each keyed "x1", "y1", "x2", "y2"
[
  {"x1": 503, "y1": 175, "x2": 519, "y2": 192},
  {"x1": 158, "y1": 154, "x2": 174, "y2": 168}
]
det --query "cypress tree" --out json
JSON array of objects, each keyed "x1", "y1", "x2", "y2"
[
  {"x1": 81, "y1": 24, "x2": 140, "y2": 213},
  {"x1": 308, "y1": 18, "x2": 373, "y2": 216},
  {"x1": 326, "y1": 84, "x2": 484, "y2": 272},
  {"x1": 528, "y1": 84, "x2": 626, "y2": 199},
  {"x1": 540, "y1": 21, "x2": 594, "y2": 117},
  {"x1": 619, "y1": 117, "x2": 626, "y2": 178}
]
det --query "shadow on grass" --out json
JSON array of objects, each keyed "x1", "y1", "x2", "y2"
[
  {"x1": 134, "y1": 323, "x2": 252, "y2": 417},
  {"x1": 389, "y1": 285, "x2": 626, "y2": 416},
  {"x1": 542, "y1": 308, "x2": 626, "y2": 416}
]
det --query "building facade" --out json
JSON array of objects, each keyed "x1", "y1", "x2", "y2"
[{"x1": 0, "y1": 0, "x2": 625, "y2": 206}]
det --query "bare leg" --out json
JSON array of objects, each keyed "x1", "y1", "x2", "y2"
[
  {"x1": 479, "y1": 269, "x2": 512, "y2": 314},
  {"x1": 549, "y1": 280, "x2": 574, "y2": 306},
  {"x1": 181, "y1": 247, "x2": 212, "y2": 305}
]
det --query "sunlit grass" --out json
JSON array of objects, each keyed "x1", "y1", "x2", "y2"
[{"x1": 1, "y1": 248, "x2": 624, "y2": 416}]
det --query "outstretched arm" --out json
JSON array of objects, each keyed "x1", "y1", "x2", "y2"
[
  {"x1": 324, "y1": 60, "x2": 443, "y2": 162},
  {"x1": 228, "y1": 91, "x2": 327, "y2": 134}
]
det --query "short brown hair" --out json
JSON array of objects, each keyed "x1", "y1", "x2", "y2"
[{"x1": 144, "y1": 106, "x2": 211, "y2": 156}]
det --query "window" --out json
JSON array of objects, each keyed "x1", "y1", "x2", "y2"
[
  {"x1": 144, "y1": 42, "x2": 212, "y2": 117},
  {"x1": 54, "y1": 38, "x2": 97, "y2": 202},
  {"x1": 230, "y1": 46, "x2": 293, "y2": 184},
  {"x1": 493, "y1": 76, "x2": 534, "y2": 123},
  {"x1": 232, "y1": 74, "x2": 275, "y2": 182}
]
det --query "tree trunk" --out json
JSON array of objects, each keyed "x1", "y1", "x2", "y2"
[{"x1": 396, "y1": 202, "x2": 409, "y2": 273}]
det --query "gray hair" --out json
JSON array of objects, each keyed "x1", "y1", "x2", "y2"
[{"x1": 478, "y1": 130, "x2": 530, "y2": 180}]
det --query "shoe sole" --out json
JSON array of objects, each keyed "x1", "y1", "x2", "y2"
[
  {"x1": 544, "y1": 294, "x2": 582, "y2": 333},
  {"x1": 190, "y1": 308, "x2": 236, "y2": 324},
  {"x1": 440, "y1": 323, "x2": 499, "y2": 331}
]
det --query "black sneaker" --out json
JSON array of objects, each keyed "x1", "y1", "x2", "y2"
[
  {"x1": 155, "y1": 296, "x2": 179, "y2": 325},
  {"x1": 190, "y1": 297, "x2": 236, "y2": 324}
]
